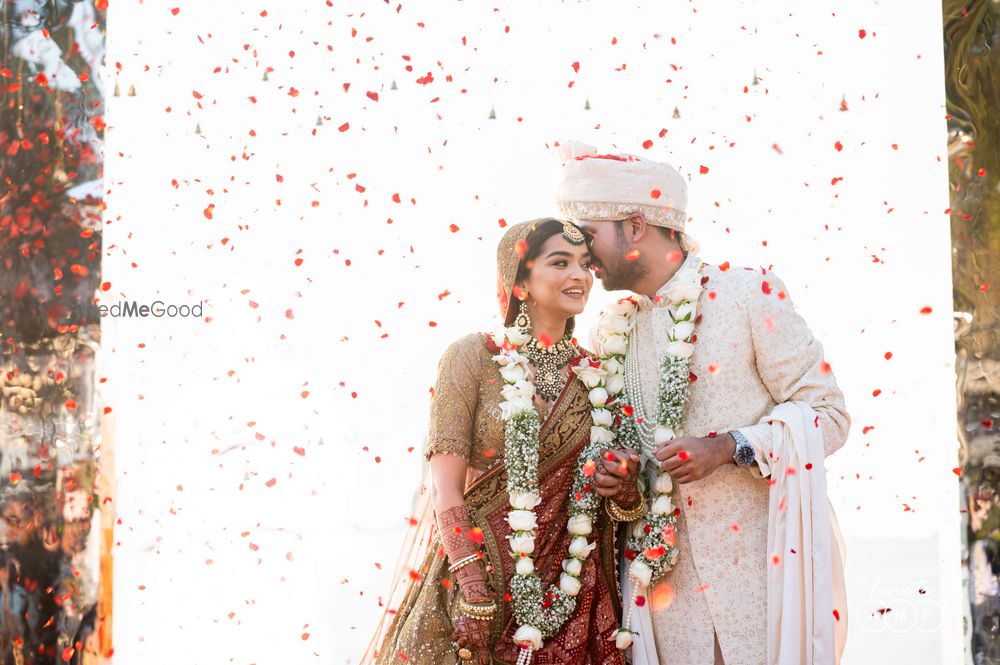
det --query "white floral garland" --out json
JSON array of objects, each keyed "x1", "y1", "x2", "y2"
[
  {"x1": 492, "y1": 325, "x2": 624, "y2": 662},
  {"x1": 589, "y1": 258, "x2": 705, "y2": 647}
]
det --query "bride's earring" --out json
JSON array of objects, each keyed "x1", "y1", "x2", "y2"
[{"x1": 514, "y1": 299, "x2": 531, "y2": 330}]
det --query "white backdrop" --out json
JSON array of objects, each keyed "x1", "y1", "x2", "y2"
[{"x1": 102, "y1": 1, "x2": 961, "y2": 662}]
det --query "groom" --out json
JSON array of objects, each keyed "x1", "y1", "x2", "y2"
[{"x1": 558, "y1": 141, "x2": 849, "y2": 665}]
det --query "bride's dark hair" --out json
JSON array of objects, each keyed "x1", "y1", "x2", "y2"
[{"x1": 504, "y1": 218, "x2": 590, "y2": 336}]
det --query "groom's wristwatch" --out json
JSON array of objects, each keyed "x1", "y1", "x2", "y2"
[{"x1": 730, "y1": 430, "x2": 756, "y2": 467}]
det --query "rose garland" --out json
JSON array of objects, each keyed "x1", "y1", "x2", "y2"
[
  {"x1": 588, "y1": 257, "x2": 705, "y2": 646},
  {"x1": 491, "y1": 325, "x2": 624, "y2": 663}
]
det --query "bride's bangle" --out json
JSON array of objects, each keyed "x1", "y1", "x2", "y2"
[
  {"x1": 605, "y1": 490, "x2": 647, "y2": 522},
  {"x1": 448, "y1": 553, "x2": 482, "y2": 573},
  {"x1": 458, "y1": 597, "x2": 497, "y2": 621}
]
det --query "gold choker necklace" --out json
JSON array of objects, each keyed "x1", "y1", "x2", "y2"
[{"x1": 524, "y1": 334, "x2": 576, "y2": 401}]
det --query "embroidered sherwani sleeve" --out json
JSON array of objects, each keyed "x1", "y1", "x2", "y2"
[
  {"x1": 424, "y1": 335, "x2": 480, "y2": 462},
  {"x1": 736, "y1": 272, "x2": 850, "y2": 478}
]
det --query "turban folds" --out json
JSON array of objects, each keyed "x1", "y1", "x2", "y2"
[{"x1": 555, "y1": 140, "x2": 698, "y2": 252}]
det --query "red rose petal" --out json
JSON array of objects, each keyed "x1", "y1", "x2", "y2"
[{"x1": 515, "y1": 238, "x2": 528, "y2": 259}]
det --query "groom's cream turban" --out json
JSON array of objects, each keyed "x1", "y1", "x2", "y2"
[{"x1": 555, "y1": 140, "x2": 698, "y2": 252}]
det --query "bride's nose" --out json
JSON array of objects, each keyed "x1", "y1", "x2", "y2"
[{"x1": 569, "y1": 264, "x2": 590, "y2": 282}]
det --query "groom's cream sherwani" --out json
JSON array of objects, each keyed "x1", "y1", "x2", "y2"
[{"x1": 627, "y1": 255, "x2": 849, "y2": 665}]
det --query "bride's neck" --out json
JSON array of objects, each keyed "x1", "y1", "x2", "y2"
[{"x1": 529, "y1": 311, "x2": 570, "y2": 344}]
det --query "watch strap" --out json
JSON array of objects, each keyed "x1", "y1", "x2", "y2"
[{"x1": 731, "y1": 429, "x2": 755, "y2": 466}]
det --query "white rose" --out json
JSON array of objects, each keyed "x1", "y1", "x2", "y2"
[
  {"x1": 670, "y1": 320, "x2": 696, "y2": 342},
  {"x1": 508, "y1": 533, "x2": 535, "y2": 555},
  {"x1": 499, "y1": 362, "x2": 528, "y2": 383},
  {"x1": 664, "y1": 281, "x2": 702, "y2": 304},
  {"x1": 568, "y1": 536, "x2": 597, "y2": 559},
  {"x1": 630, "y1": 559, "x2": 653, "y2": 587},
  {"x1": 573, "y1": 364, "x2": 607, "y2": 389},
  {"x1": 506, "y1": 327, "x2": 531, "y2": 346},
  {"x1": 664, "y1": 340, "x2": 695, "y2": 359},
  {"x1": 615, "y1": 629, "x2": 634, "y2": 650},
  {"x1": 591, "y1": 408, "x2": 613, "y2": 427},
  {"x1": 606, "y1": 374, "x2": 625, "y2": 396},
  {"x1": 499, "y1": 397, "x2": 534, "y2": 420},
  {"x1": 567, "y1": 514, "x2": 593, "y2": 536},
  {"x1": 606, "y1": 300, "x2": 637, "y2": 316},
  {"x1": 654, "y1": 472, "x2": 674, "y2": 494},
  {"x1": 653, "y1": 426, "x2": 675, "y2": 445},
  {"x1": 559, "y1": 573, "x2": 583, "y2": 596},
  {"x1": 507, "y1": 509, "x2": 538, "y2": 531},
  {"x1": 602, "y1": 333, "x2": 628, "y2": 356},
  {"x1": 590, "y1": 426, "x2": 615, "y2": 444},
  {"x1": 670, "y1": 301, "x2": 697, "y2": 322},
  {"x1": 588, "y1": 387, "x2": 608, "y2": 408},
  {"x1": 651, "y1": 495, "x2": 674, "y2": 515},
  {"x1": 562, "y1": 557, "x2": 583, "y2": 577},
  {"x1": 630, "y1": 519, "x2": 648, "y2": 539},
  {"x1": 509, "y1": 491, "x2": 541, "y2": 510},
  {"x1": 515, "y1": 556, "x2": 535, "y2": 576},
  {"x1": 513, "y1": 625, "x2": 544, "y2": 651},
  {"x1": 492, "y1": 329, "x2": 507, "y2": 348},
  {"x1": 493, "y1": 350, "x2": 530, "y2": 367},
  {"x1": 603, "y1": 357, "x2": 623, "y2": 376},
  {"x1": 602, "y1": 314, "x2": 634, "y2": 334},
  {"x1": 501, "y1": 380, "x2": 535, "y2": 402}
]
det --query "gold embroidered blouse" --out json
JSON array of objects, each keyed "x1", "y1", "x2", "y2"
[{"x1": 424, "y1": 332, "x2": 507, "y2": 472}]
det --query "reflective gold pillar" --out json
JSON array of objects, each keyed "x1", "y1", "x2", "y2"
[
  {"x1": 944, "y1": 0, "x2": 1000, "y2": 661},
  {"x1": 0, "y1": 1, "x2": 109, "y2": 663}
]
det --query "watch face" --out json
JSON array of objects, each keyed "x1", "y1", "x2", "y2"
[{"x1": 736, "y1": 444, "x2": 755, "y2": 466}]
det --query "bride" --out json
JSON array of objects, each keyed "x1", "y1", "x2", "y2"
[{"x1": 363, "y1": 219, "x2": 644, "y2": 664}]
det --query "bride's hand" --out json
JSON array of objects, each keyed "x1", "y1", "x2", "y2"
[
  {"x1": 593, "y1": 448, "x2": 640, "y2": 498},
  {"x1": 452, "y1": 614, "x2": 492, "y2": 664}
]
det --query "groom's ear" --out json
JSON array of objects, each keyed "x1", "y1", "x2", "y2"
[{"x1": 626, "y1": 214, "x2": 650, "y2": 243}]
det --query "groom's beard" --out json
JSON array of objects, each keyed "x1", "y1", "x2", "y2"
[{"x1": 598, "y1": 223, "x2": 648, "y2": 291}]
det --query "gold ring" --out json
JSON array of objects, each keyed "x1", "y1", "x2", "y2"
[{"x1": 457, "y1": 647, "x2": 474, "y2": 661}]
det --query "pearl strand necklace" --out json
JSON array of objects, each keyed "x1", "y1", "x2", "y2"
[{"x1": 623, "y1": 318, "x2": 660, "y2": 456}]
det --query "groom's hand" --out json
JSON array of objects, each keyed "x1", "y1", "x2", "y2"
[
  {"x1": 654, "y1": 435, "x2": 735, "y2": 484},
  {"x1": 592, "y1": 448, "x2": 640, "y2": 498}
]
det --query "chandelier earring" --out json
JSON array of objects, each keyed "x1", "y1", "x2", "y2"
[{"x1": 514, "y1": 298, "x2": 531, "y2": 331}]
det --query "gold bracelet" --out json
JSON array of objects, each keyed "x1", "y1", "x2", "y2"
[
  {"x1": 458, "y1": 597, "x2": 497, "y2": 621},
  {"x1": 447, "y1": 553, "x2": 482, "y2": 573},
  {"x1": 605, "y1": 490, "x2": 647, "y2": 522}
]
